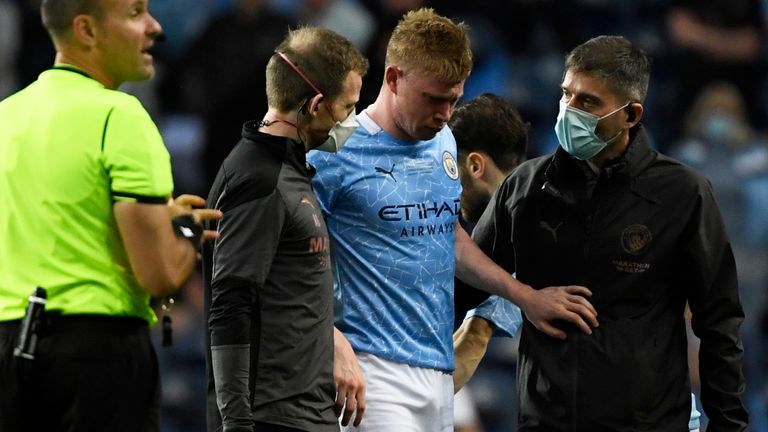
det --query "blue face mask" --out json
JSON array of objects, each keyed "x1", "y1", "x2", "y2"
[{"x1": 554, "y1": 101, "x2": 630, "y2": 160}]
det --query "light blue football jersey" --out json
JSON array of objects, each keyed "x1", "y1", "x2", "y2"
[{"x1": 308, "y1": 111, "x2": 462, "y2": 371}]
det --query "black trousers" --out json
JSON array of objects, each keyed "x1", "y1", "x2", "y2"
[{"x1": 0, "y1": 315, "x2": 160, "y2": 432}]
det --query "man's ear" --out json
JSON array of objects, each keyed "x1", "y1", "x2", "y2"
[
  {"x1": 306, "y1": 93, "x2": 324, "y2": 116},
  {"x1": 72, "y1": 14, "x2": 98, "y2": 47},
  {"x1": 385, "y1": 66, "x2": 400, "y2": 94},
  {"x1": 626, "y1": 102, "x2": 643, "y2": 127},
  {"x1": 466, "y1": 152, "x2": 486, "y2": 179}
]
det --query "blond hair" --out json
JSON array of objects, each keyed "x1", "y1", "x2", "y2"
[{"x1": 385, "y1": 8, "x2": 472, "y2": 83}]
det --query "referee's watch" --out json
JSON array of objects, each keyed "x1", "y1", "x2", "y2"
[{"x1": 171, "y1": 214, "x2": 203, "y2": 246}]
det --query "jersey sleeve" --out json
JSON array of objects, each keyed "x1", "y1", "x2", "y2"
[
  {"x1": 465, "y1": 295, "x2": 523, "y2": 338},
  {"x1": 102, "y1": 97, "x2": 173, "y2": 204}
]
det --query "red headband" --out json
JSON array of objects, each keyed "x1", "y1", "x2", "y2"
[{"x1": 277, "y1": 52, "x2": 323, "y2": 96}]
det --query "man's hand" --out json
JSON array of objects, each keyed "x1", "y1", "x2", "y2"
[
  {"x1": 453, "y1": 317, "x2": 494, "y2": 392},
  {"x1": 168, "y1": 194, "x2": 221, "y2": 242},
  {"x1": 454, "y1": 225, "x2": 596, "y2": 340},
  {"x1": 521, "y1": 285, "x2": 598, "y2": 340},
  {"x1": 333, "y1": 328, "x2": 365, "y2": 427},
  {"x1": 114, "y1": 194, "x2": 220, "y2": 297}
]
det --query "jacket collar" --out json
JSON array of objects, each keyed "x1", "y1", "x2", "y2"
[
  {"x1": 241, "y1": 120, "x2": 312, "y2": 176},
  {"x1": 544, "y1": 125, "x2": 657, "y2": 201}
]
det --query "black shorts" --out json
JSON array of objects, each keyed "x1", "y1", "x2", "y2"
[{"x1": 0, "y1": 315, "x2": 160, "y2": 432}]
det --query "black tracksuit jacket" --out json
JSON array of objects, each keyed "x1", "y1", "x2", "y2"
[
  {"x1": 202, "y1": 123, "x2": 337, "y2": 432},
  {"x1": 472, "y1": 126, "x2": 748, "y2": 431}
]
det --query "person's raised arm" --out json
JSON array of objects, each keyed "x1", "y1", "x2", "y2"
[{"x1": 114, "y1": 194, "x2": 220, "y2": 298}]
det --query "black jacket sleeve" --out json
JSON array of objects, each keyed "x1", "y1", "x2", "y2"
[
  {"x1": 683, "y1": 179, "x2": 748, "y2": 431},
  {"x1": 208, "y1": 188, "x2": 286, "y2": 431}
]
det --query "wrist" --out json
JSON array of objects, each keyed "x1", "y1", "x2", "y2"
[
  {"x1": 504, "y1": 278, "x2": 534, "y2": 310},
  {"x1": 171, "y1": 214, "x2": 203, "y2": 247}
]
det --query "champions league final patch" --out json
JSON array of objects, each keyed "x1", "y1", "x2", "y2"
[{"x1": 442, "y1": 151, "x2": 459, "y2": 180}]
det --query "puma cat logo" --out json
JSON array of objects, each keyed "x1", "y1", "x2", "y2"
[
  {"x1": 375, "y1": 164, "x2": 397, "y2": 182},
  {"x1": 540, "y1": 221, "x2": 563, "y2": 242},
  {"x1": 299, "y1": 196, "x2": 316, "y2": 209}
]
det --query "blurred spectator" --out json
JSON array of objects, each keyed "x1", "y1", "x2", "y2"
[
  {"x1": 272, "y1": 0, "x2": 375, "y2": 51},
  {"x1": 302, "y1": 0, "x2": 375, "y2": 50},
  {"x1": 145, "y1": 0, "x2": 225, "y2": 197},
  {"x1": 663, "y1": 0, "x2": 766, "y2": 151},
  {"x1": 668, "y1": 81, "x2": 768, "y2": 432},
  {"x1": 160, "y1": 0, "x2": 295, "y2": 190},
  {"x1": 436, "y1": 0, "x2": 672, "y2": 159}
]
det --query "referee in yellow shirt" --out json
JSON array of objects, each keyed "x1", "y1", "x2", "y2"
[{"x1": 0, "y1": 0, "x2": 220, "y2": 430}]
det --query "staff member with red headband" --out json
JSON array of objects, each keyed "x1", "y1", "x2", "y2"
[{"x1": 202, "y1": 26, "x2": 368, "y2": 432}]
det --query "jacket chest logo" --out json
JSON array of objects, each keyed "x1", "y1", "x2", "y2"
[
  {"x1": 621, "y1": 224, "x2": 652, "y2": 255},
  {"x1": 300, "y1": 195, "x2": 321, "y2": 228},
  {"x1": 539, "y1": 221, "x2": 563, "y2": 242}
]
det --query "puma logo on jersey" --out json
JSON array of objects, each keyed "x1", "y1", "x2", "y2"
[
  {"x1": 375, "y1": 164, "x2": 397, "y2": 182},
  {"x1": 300, "y1": 196, "x2": 321, "y2": 227},
  {"x1": 299, "y1": 196, "x2": 316, "y2": 209},
  {"x1": 540, "y1": 221, "x2": 563, "y2": 242}
]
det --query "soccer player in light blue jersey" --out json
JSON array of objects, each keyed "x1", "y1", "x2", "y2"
[{"x1": 307, "y1": 8, "x2": 598, "y2": 431}]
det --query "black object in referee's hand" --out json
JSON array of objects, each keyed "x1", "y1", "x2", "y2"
[{"x1": 14, "y1": 287, "x2": 47, "y2": 360}]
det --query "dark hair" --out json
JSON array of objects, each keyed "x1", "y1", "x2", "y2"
[
  {"x1": 41, "y1": 0, "x2": 103, "y2": 39},
  {"x1": 449, "y1": 93, "x2": 528, "y2": 173},
  {"x1": 565, "y1": 35, "x2": 652, "y2": 103}
]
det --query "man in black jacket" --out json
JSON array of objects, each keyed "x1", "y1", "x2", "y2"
[{"x1": 471, "y1": 35, "x2": 748, "y2": 431}]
